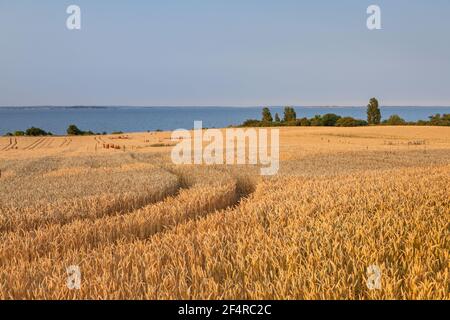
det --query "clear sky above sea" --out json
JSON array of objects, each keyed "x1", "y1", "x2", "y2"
[{"x1": 1, "y1": 0, "x2": 449, "y2": 107}]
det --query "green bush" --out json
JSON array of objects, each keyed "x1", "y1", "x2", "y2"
[
  {"x1": 297, "y1": 118, "x2": 311, "y2": 126},
  {"x1": 310, "y1": 115, "x2": 323, "y2": 126},
  {"x1": 428, "y1": 114, "x2": 450, "y2": 126},
  {"x1": 241, "y1": 119, "x2": 262, "y2": 127},
  {"x1": 321, "y1": 113, "x2": 341, "y2": 126},
  {"x1": 383, "y1": 114, "x2": 406, "y2": 125},
  {"x1": 335, "y1": 117, "x2": 368, "y2": 127}
]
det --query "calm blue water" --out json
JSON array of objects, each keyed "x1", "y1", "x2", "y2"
[{"x1": 0, "y1": 106, "x2": 449, "y2": 135}]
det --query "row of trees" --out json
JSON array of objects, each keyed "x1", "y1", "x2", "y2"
[
  {"x1": 243, "y1": 112, "x2": 368, "y2": 127},
  {"x1": 67, "y1": 125, "x2": 125, "y2": 135},
  {"x1": 4, "y1": 125, "x2": 107, "y2": 137},
  {"x1": 262, "y1": 106, "x2": 297, "y2": 123},
  {"x1": 418, "y1": 113, "x2": 450, "y2": 126},
  {"x1": 4, "y1": 127, "x2": 53, "y2": 137},
  {"x1": 242, "y1": 98, "x2": 449, "y2": 127}
]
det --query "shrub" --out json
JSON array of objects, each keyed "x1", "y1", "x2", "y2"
[
  {"x1": 13, "y1": 131, "x2": 25, "y2": 136},
  {"x1": 297, "y1": 118, "x2": 311, "y2": 126},
  {"x1": 428, "y1": 114, "x2": 450, "y2": 126},
  {"x1": 383, "y1": 114, "x2": 406, "y2": 125},
  {"x1": 284, "y1": 121, "x2": 297, "y2": 127},
  {"x1": 335, "y1": 117, "x2": 368, "y2": 127},
  {"x1": 321, "y1": 113, "x2": 341, "y2": 126},
  {"x1": 416, "y1": 120, "x2": 428, "y2": 126},
  {"x1": 241, "y1": 119, "x2": 262, "y2": 127},
  {"x1": 310, "y1": 115, "x2": 323, "y2": 126}
]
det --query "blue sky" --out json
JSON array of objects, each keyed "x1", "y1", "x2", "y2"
[{"x1": 1, "y1": 0, "x2": 449, "y2": 106}]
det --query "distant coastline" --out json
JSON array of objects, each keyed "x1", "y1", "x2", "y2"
[
  {"x1": 1, "y1": 105, "x2": 450, "y2": 109},
  {"x1": 1, "y1": 106, "x2": 449, "y2": 135}
]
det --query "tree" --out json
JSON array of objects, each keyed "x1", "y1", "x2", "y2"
[
  {"x1": 261, "y1": 107, "x2": 273, "y2": 122},
  {"x1": 367, "y1": 98, "x2": 381, "y2": 125},
  {"x1": 384, "y1": 114, "x2": 406, "y2": 125},
  {"x1": 67, "y1": 124, "x2": 83, "y2": 135},
  {"x1": 274, "y1": 113, "x2": 281, "y2": 122},
  {"x1": 25, "y1": 127, "x2": 49, "y2": 136},
  {"x1": 283, "y1": 106, "x2": 297, "y2": 122}
]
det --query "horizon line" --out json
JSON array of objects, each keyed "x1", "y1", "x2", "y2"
[{"x1": 1, "y1": 105, "x2": 450, "y2": 109}]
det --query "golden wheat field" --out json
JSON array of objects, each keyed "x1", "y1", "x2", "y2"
[{"x1": 0, "y1": 126, "x2": 449, "y2": 300}]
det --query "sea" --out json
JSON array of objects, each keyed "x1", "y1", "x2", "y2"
[{"x1": 0, "y1": 106, "x2": 449, "y2": 136}]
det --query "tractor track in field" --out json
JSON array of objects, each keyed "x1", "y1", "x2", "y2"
[
  {"x1": 0, "y1": 167, "x2": 257, "y2": 268},
  {"x1": 42, "y1": 138, "x2": 54, "y2": 148},
  {"x1": 59, "y1": 138, "x2": 72, "y2": 148},
  {"x1": 0, "y1": 139, "x2": 13, "y2": 151},
  {"x1": 0, "y1": 168, "x2": 181, "y2": 235},
  {"x1": 3, "y1": 138, "x2": 17, "y2": 151},
  {"x1": 29, "y1": 138, "x2": 48, "y2": 150},
  {"x1": 23, "y1": 138, "x2": 45, "y2": 150}
]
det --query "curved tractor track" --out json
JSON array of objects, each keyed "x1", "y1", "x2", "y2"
[
  {"x1": 0, "y1": 167, "x2": 180, "y2": 234},
  {"x1": 0, "y1": 166, "x2": 257, "y2": 274}
]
